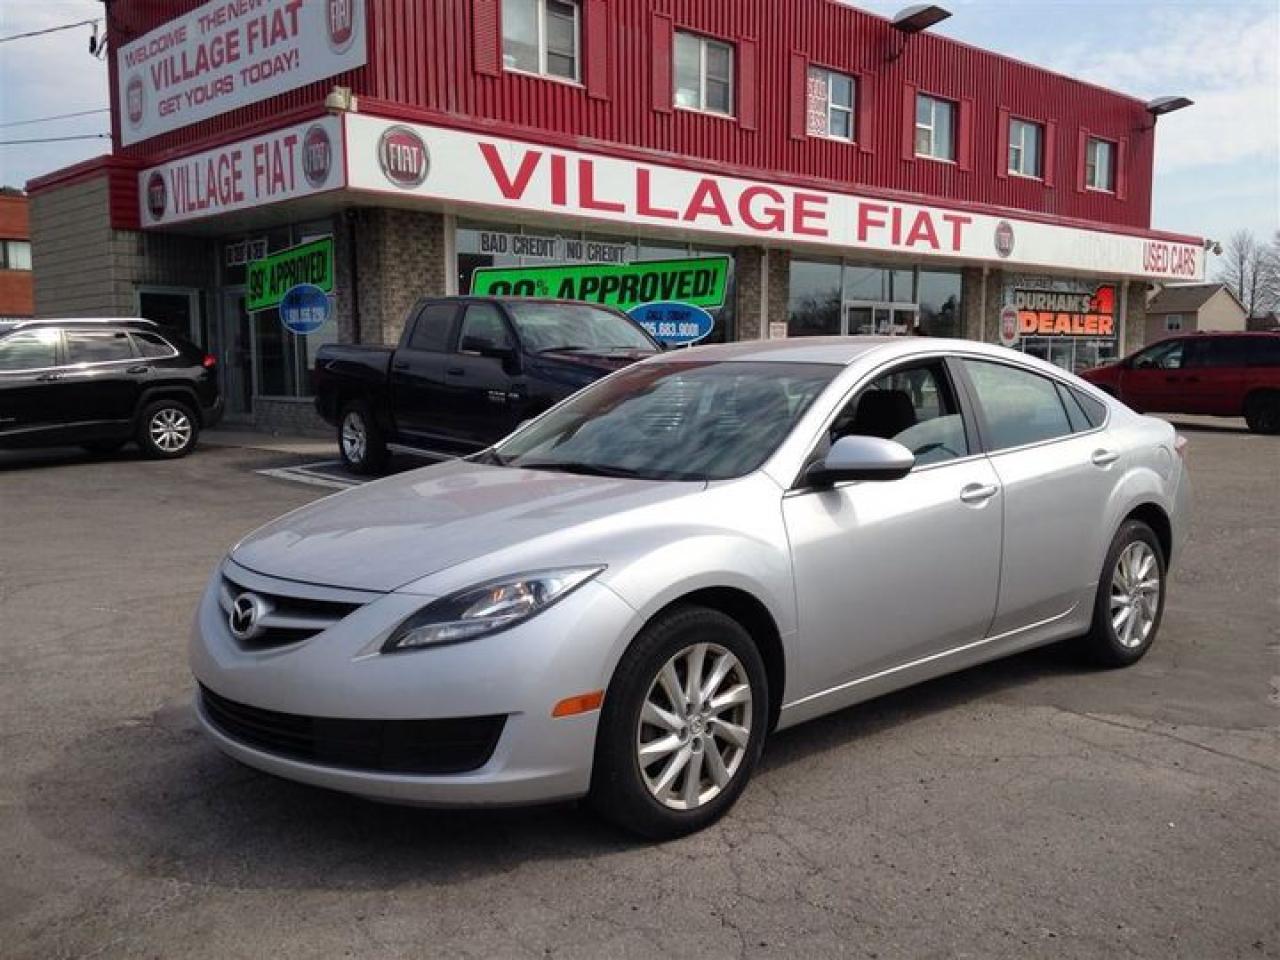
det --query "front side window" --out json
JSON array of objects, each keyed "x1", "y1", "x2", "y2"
[
  {"x1": 962, "y1": 359, "x2": 1073, "y2": 451},
  {"x1": 915, "y1": 94, "x2": 956, "y2": 161},
  {"x1": 504, "y1": 302, "x2": 657, "y2": 353},
  {"x1": 1008, "y1": 118, "x2": 1043, "y2": 178},
  {"x1": 1133, "y1": 340, "x2": 1184, "y2": 370},
  {"x1": 1086, "y1": 137, "x2": 1114, "y2": 191},
  {"x1": 458, "y1": 303, "x2": 514, "y2": 353},
  {"x1": 502, "y1": 0, "x2": 580, "y2": 81},
  {"x1": 674, "y1": 32, "x2": 734, "y2": 116},
  {"x1": 830, "y1": 361, "x2": 970, "y2": 466},
  {"x1": 492, "y1": 361, "x2": 838, "y2": 481},
  {"x1": 65, "y1": 330, "x2": 135, "y2": 364},
  {"x1": 806, "y1": 67, "x2": 856, "y2": 141},
  {"x1": 0, "y1": 329, "x2": 58, "y2": 371}
]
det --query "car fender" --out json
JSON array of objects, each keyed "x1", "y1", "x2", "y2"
[{"x1": 135, "y1": 383, "x2": 204, "y2": 425}]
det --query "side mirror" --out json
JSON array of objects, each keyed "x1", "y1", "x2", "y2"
[{"x1": 805, "y1": 435, "x2": 915, "y2": 487}]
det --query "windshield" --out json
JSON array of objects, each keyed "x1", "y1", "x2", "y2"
[
  {"x1": 490, "y1": 360, "x2": 840, "y2": 481},
  {"x1": 505, "y1": 302, "x2": 659, "y2": 353}
]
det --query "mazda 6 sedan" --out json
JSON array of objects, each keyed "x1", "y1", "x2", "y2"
[{"x1": 191, "y1": 337, "x2": 1189, "y2": 838}]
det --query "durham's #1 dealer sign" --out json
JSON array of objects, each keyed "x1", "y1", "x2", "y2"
[{"x1": 117, "y1": 0, "x2": 367, "y2": 147}]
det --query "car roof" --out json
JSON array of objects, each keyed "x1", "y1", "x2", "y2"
[
  {"x1": 7, "y1": 317, "x2": 158, "y2": 332},
  {"x1": 665, "y1": 335, "x2": 1035, "y2": 366}
]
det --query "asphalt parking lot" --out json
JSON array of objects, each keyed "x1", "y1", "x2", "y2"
[{"x1": 1, "y1": 421, "x2": 1277, "y2": 960}]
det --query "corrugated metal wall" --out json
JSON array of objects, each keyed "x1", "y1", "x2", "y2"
[{"x1": 108, "y1": 0, "x2": 1156, "y2": 231}]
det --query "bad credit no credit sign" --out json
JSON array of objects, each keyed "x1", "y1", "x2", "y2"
[
  {"x1": 247, "y1": 236, "x2": 335, "y2": 312},
  {"x1": 470, "y1": 257, "x2": 729, "y2": 313}
]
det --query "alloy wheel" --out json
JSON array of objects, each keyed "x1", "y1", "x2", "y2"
[
  {"x1": 341, "y1": 412, "x2": 367, "y2": 463},
  {"x1": 1109, "y1": 541, "x2": 1161, "y2": 649},
  {"x1": 150, "y1": 407, "x2": 193, "y2": 453},
  {"x1": 636, "y1": 642, "x2": 753, "y2": 811}
]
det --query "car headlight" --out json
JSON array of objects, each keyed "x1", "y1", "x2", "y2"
[{"x1": 382, "y1": 567, "x2": 605, "y2": 653}]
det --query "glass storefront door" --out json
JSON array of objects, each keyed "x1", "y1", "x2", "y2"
[
  {"x1": 843, "y1": 301, "x2": 918, "y2": 336},
  {"x1": 219, "y1": 288, "x2": 254, "y2": 420}
]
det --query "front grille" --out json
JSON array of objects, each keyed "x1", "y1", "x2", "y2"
[
  {"x1": 199, "y1": 685, "x2": 506, "y2": 774},
  {"x1": 219, "y1": 575, "x2": 363, "y2": 649}
]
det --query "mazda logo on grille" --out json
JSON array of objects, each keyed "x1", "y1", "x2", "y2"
[{"x1": 229, "y1": 593, "x2": 268, "y2": 641}]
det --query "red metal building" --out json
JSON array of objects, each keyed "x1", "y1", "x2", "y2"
[
  {"x1": 0, "y1": 191, "x2": 34, "y2": 323},
  {"x1": 28, "y1": 0, "x2": 1205, "y2": 428}
]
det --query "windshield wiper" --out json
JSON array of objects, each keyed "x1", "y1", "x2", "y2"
[
  {"x1": 536, "y1": 345, "x2": 591, "y2": 354},
  {"x1": 517, "y1": 460, "x2": 648, "y2": 479}
]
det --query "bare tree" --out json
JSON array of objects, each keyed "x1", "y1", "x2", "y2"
[{"x1": 1216, "y1": 229, "x2": 1280, "y2": 318}]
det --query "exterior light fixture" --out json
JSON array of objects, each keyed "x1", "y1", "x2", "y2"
[
  {"x1": 1146, "y1": 96, "x2": 1194, "y2": 117},
  {"x1": 892, "y1": 4, "x2": 953, "y2": 34},
  {"x1": 325, "y1": 86, "x2": 358, "y2": 113}
]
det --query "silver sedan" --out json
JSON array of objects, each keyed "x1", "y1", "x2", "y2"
[{"x1": 190, "y1": 337, "x2": 1189, "y2": 838}]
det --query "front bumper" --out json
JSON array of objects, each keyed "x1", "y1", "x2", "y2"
[{"x1": 189, "y1": 562, "x2": 639, "y2": 807}]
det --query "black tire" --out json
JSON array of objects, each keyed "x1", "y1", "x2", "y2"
[
  {"x1": 589, "y1": 605, "x2": 769, "y2": 840},
  {"x1": 135, "y1": 398, "x2": 199, "y2": 459},
  {"x1": 81, "y1": 440, "x2": 127, "y2": 456},
  {"x1": 1244, "y1": 392, "x2": 1280, "y2": 435},
  {"x1": 337, "y1": 402, "x2": 388, "y2": 475},
  {"x1": 1081, "y1": 520, "x2": 1167, "y2": 668}
]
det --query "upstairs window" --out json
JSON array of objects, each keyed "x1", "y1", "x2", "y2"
[
  {"x1": 502, "y1": 0, "x2": 580, "y2": 82},
  {"x1": 1165, "y1": 313, "x2": 1184, "y2": 332},
  {"x1": 1, "y1": 240, "x2": 32, "y2": 271},
  {"x1": 1086, "y1": 137, "x2": 1114, "y2": 192},
  {"x1": 915, "y1": 94, "x2": 956, "y2": 161},
  {"x1": 806, "y1": 67, "x2": 856, "y2": 141},
  {"x1": 1008, "y1": 118, "x2": 1043, "y2": 178},
  {"x1": 674, "y1": 31, "x2": 733, "y2": 116}
]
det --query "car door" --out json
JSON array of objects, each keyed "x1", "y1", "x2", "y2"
[
  {"x1": 1119, "y1": 339, "x2": 1186, "y2": 412},
  {"x1": 958, "y1": 358, "x2": 1119, "y2": 637},
  {"x1": 60, "y1": 328, "x2": 146, "y2": 438},
  {"x1": 781, "y1": 358, "x2": 1003, "y2": 700},
  {"x1": 0, "y1": 328, "x2": 64, "y2": 443},
  {"x1": 438, "y1": 302, "x2": 527, "y2": 447},
  {"x1": 1180, "y1": 337, "x2": 1246, "y2": 416},
  {"x1": 390, "y1": 301, "x2": 461, "y2": 443}
]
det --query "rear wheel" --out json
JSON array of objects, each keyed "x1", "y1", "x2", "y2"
[
  {"x1": 589, "y1": 606, "x2": 768, "y2": 839},
  {"x1": 136, "y1": 399, "x2": 199, "y2": 459},
  {"x1": 1244, "y1": 392, "x2": 1280, "y2": 434},
  {"x1": 1081, "y1": 520, "x2": 1166, "y2": 668},
  {"x1": 338, "y1": 403, "x2": 387, "y2": 475}
]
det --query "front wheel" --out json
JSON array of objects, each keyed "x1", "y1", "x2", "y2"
[
  {"x1": 589, "y1": 606, "x2": 768, "y2": 839},
  {"x1": 1081, "y1": 520, "x2": 1167, "y2": 668},
  {"x1": 338, "y1": 403, "x2": 388, "y2": 475},
  {"x1": 1244, "y1": 392, "x2": 1280, "y2": 435},
  {"x1": 136, "y1": 399, "x2": 199, "y2": 459}
]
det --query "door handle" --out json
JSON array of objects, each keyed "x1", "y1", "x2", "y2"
[
  {"x1": 446, "y1": 367, "x2": 465, "y2": 376},
  {"x1": 127, "y1": 364, "x2": 150, "y2": 375},
  {"x1": 1091, "y1": 449, "x2": 1120, "y2": 467},
  {"x1": 959, "y1": 483, "x2": 999, "y2": 504}
]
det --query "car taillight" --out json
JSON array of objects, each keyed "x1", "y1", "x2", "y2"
[
  {"x1": 202, "y1": 354, "x2": 217, "y2": 369},
  {"x1": 1174, "y1": 435, "x2": 1188, "y2": 459}
]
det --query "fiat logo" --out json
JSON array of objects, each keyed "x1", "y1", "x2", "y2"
[
  {"x1": 327, "y1": 0, "x2": 356, "y2": 53},
  {"x1": 302, "y1": 125, "x2": 333, "y2": 188},
  {"x1": 378, "y1": 126, "x2": 429, "y2": 188},
  {"x1": 994, "y1": 220, "x2": 1015, "y2": 259},
  {"x1": 146, "y1": 172, "x2": 167, "y2": 221},
  {"x1": 228, "y1": 593, "x2": 269, "y2": 642},
  {"x1": 126, "y1": 75, "x2": 145, "y2": 127}
]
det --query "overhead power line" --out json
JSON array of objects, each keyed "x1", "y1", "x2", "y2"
[
  {"x1": 0, "y1": 109, "x2": 110, "y2": 129},
  {"x1": 0, "y1": 18, "x2": 100, "y2": 44},
  {"x1": 0, "y1": 134, "x2": 111, "y2": 146}
]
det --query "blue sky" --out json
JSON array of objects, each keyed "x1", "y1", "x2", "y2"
[{"x1": 2, "y1": 0, "x2": 1277, "y2": 251}]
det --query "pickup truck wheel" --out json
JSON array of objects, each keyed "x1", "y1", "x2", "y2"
[
  {"x1": 339, "y1": 404, "x2": 387, "y2": 475},
  {"x1": 1244, "y1": 392, "x2": 1280, "y2": 435}
]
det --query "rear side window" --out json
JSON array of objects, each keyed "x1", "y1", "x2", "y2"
[
  {"x1": 131, "y1": 331, "x2": 178, "y2": 358},
  {"x1": 65, "y1": 330, "x2": 135, "y2": 364},
  {"x1": 1071, "y1": 387, "x2": 1107, "y2": 427},
  {"x1": 408, "y1": 303, "x2": 457, "y2": 352},
  {"x1": 962, "y1": 359, "x2": 1073, "y2": 451},
  {"x1": 1249, "y1": 337, "x2": 1280, "y2": 367},
  {"x1": 0, "y1": 330, "x2": 59, "y2": 371}
]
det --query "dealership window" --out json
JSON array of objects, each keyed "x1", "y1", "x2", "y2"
[
  {"x1": 788, "y1": 260, "x2": 961, "y2": 338},
  {"x1": 1008, "y1": 118, "x2": 1043, "y2": 178},
  {"x1": 806, "y1": 67, "x2": 856, "y2": 141},
  {"x1": 1086, "y1": 137, "x2": 1114, "y2": 192},
  {"x1": 1165, "y1": 313, "x2": 1184, "y2": 332},
  {"x1": 915, "y1": 94, "x2": 956, "y2": 161},
  {"x1": 502, "y1": 0, "x2": 580, "y2": 81},
  {"x1": 1, "y1": 239, "x2": 32, "y2": 271},
  {"x1": 674, "y1": 31, "x2": 733, "y2": 116}
]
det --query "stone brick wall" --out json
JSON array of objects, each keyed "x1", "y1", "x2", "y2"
[
  {"x1": 252, "y1": 396, "x2": 329, "y2": 436},
  {"x1": 735, "y1": 247, "x2": 791, "y2": 341},
  {"x1": 1123, "y1": 281, "x2": 1147, "y2": 355}
]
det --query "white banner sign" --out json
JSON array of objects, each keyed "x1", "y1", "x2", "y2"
[
  {"x1": 117, "y1": 0, "x2": 367, "y2": 146},
  {"x1": 344, "y1": 115, "x2": 1204, "y2": 282},
  {"x1": 138, "y1": 116, "x2": 344, "y2": 226}
]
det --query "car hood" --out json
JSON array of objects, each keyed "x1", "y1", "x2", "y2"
[{"x1": 230, "y1": 460, "x2": 700, "y2": 593}]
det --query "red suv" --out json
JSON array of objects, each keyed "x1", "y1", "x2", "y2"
[{"x1": 1080, "y1": 331, "x2": 1280, "y2": 434}]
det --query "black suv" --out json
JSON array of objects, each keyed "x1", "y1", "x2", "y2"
[{"x1": 0, "y1": 319, "x2": 222, "y2": 459}]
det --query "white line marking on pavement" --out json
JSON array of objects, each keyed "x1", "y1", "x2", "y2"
[{"x1": 255, "y1": 461, "x2": 365, "y2": 490}]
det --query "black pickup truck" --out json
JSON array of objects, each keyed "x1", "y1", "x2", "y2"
[{"x1": 314, "y1": 297, "x2": 661, "y2": 473}]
